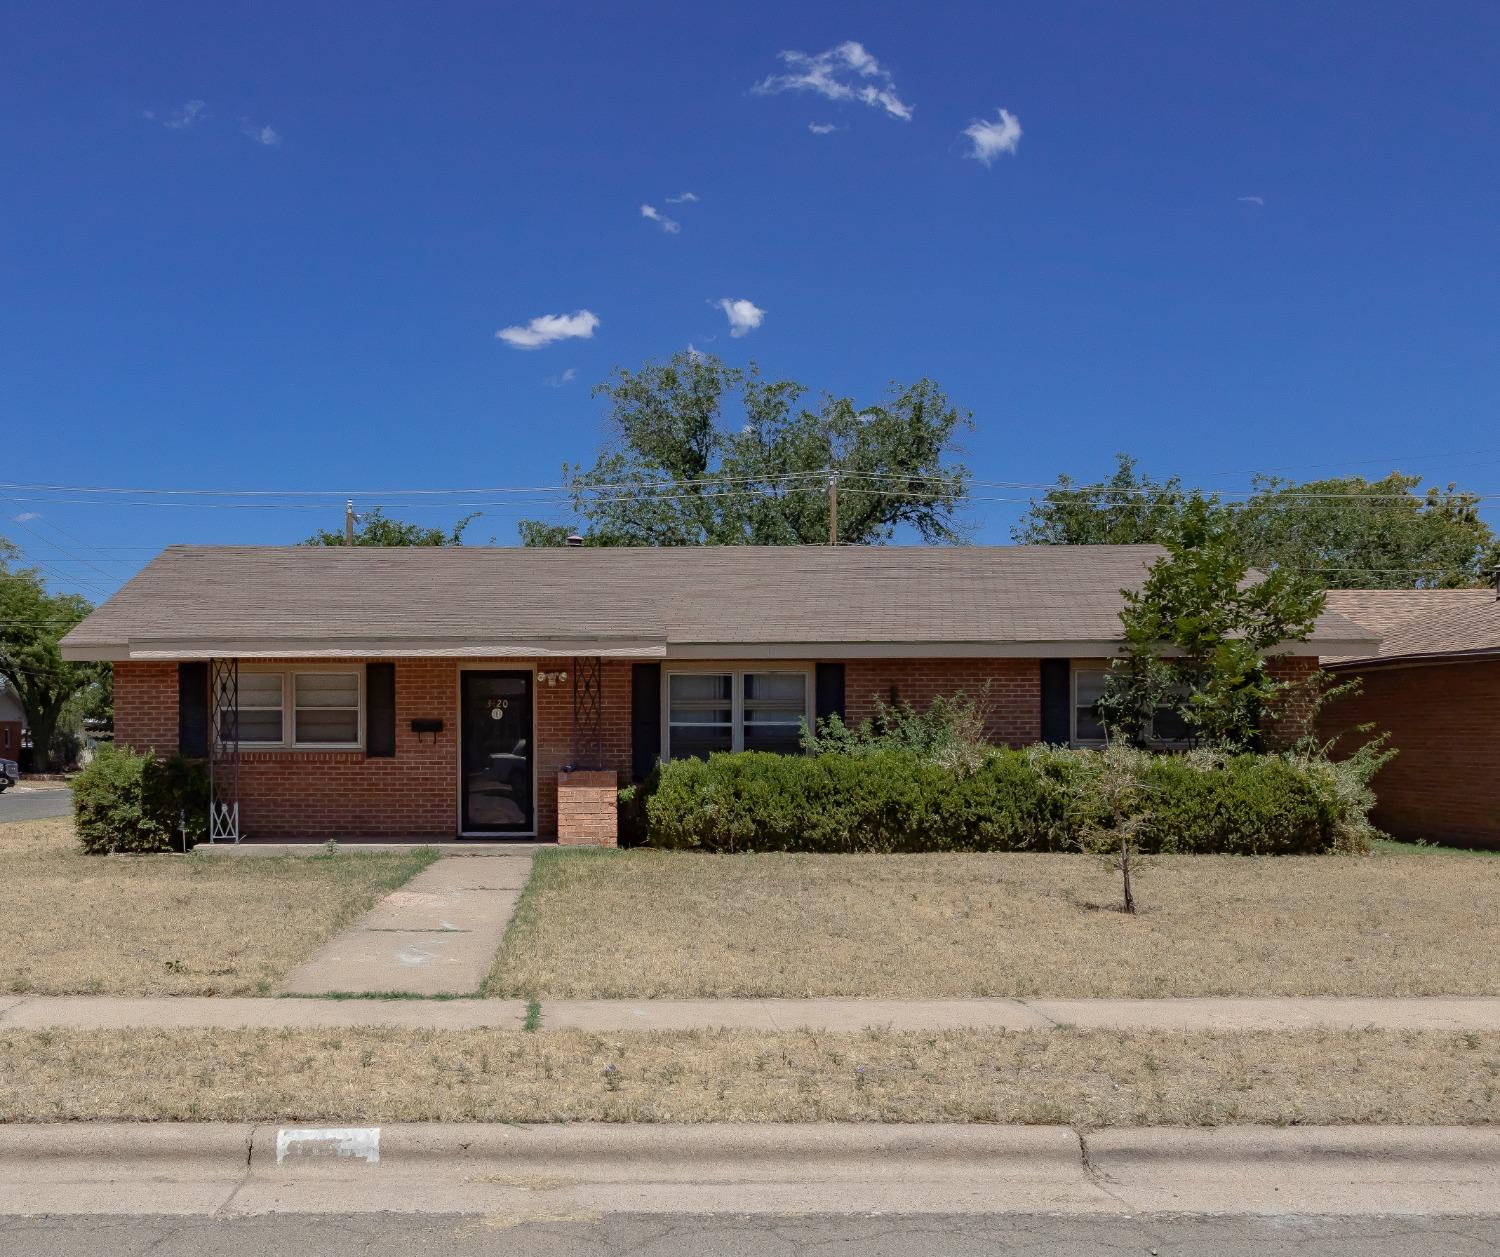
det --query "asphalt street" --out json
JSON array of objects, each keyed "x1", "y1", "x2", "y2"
[
  {"x1": 0, "y1": 786, "x2": 71, "y2": 823},
  {"x1": 2, "y1": 1212, "x2": 1498, "y2": 1256}
]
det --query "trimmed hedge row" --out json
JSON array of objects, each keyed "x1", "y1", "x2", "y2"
[
  {"x1": 642, "y1": 747, "x2": 1373, "y2": 855},
  {"x1": 73, "y1": 744, "x2": 210, "y2": 854}
]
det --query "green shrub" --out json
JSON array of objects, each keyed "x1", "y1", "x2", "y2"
[
  {"x1": 643, "y1": 745, "x2": 1379, "y2": 856},
  {"x1": 616, "y1": 764, "x2": 660, "y2": 849},
  {"x1": 801, "y1": 688, "x2": 992, "y2": 774},
  {"x1": 73, "y1": 744, "x2": 210, "y2": 855}
]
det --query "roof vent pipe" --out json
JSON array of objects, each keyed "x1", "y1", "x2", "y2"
[{"x1": 566, "y1": 534, "x2": 585, "y2": 548}]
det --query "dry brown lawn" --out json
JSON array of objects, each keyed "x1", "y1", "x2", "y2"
[
  {"x1": 0, "y1": 818, "x2": 435, "y2": 996},
  {"x1": 1, "y1": 1027, "x2": 1494, "y2": 1125},
  {"x1": 488, "y1": 848, "x2": 1500, "y2": 999}
]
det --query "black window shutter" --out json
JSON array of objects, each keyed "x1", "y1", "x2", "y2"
[
  {"x1": 1039, "y1": 659, "x2": 1071, "y2": 745},
  {"x1": 177, "y1": 662, "x2": 209, "y2": 758},
  {"x1": 631, "y1": 662, "x2": 662, "y2": 781},
  {"x1": 814, "y1": 662, "x2": 845, "y2": 725},
  {"x1": 366, "y1": 663, "x2": 396, "y2": 758}
]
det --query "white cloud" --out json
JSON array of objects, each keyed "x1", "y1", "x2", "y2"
[
  {"x1": 1237, "y1": 195, "x2": 1266, "y2": 206},
  {"x1": 241, "y1": 121, "x2": 281, "y2": 147},
  {"x1": 496, "y1": 310, "x2": 600, "y2": 350},
  {"x1": 962, "y1": 108, "x2": 1022, "y2": 165},
  {"x1": 544, "y1": 367, "x2": 578, "y2": 387},
  {"x1": 12, "y1": 512, "x2": 40, "y2": 523},
  {"x1": 716, "y1": 298, "x2": 765, "y2": 338},
  {"x1": 641, "y1": 204, "x2": 681, "y2": 234},
  {"x1": 753, "y1": 40, "x2": 912, "y2": 122},
  {"x1": 664, "y1": 192, "x2": 699, "y2": 204},
  {"x1": 147, "y1": 100, "x2": 208, "y2": 130},
  {"x1": 808, "y1": 121, "x2": 843, "y2": 135}
]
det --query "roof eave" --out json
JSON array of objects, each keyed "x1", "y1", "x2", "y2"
[{"x1": 61, "y1": 636, "x2": 668, "y2": 662}]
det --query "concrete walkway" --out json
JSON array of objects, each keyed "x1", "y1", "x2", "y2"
[
  {"x1": 278, "y1": 856, "x2": 533, "y2": 996},
  {"x1": 3, "y1": 995, "x2": 1498, "y2": 1032}
]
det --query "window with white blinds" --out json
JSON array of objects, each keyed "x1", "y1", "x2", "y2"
[
  {"x1": 223, "y1": 668, "x2": 363, "y2": 749},
  {"x1": 665, "y1": 670, "x2": 810, "y2": 761}
]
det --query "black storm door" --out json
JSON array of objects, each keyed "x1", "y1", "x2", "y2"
[{"x1": 460, "y1": 671, "x2": 534, "y2": 835}]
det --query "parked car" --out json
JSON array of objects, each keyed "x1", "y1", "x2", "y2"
[{"x1": 0, "y1": 758, "x2": 18, "y2": 792}]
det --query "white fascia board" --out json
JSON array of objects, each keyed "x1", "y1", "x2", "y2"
[
  {"x1": 64, "y1": 637, "x2": 667, "y2": 661},
  {"x1": 664, "y1": 640, "x2": 1358, "y2": 660}
]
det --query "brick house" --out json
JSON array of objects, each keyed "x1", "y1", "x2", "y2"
[
  {"x1": 1319, "y1": 587, "x2": 1500, "y2": 851},
  {"x1": 0, "y1": 682, "x2": 23, "y2": 763},
  {"x1": 59, "y1": 544, "x2": 1373, "y2": 845}
]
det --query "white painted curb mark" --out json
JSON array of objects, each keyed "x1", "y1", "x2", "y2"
[{"x1": 276, "y1": 1127, "x2": 381, "y2": 1165}]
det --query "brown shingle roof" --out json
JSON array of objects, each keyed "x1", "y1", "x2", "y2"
[
  {"x1": 1322, "y1": 588, "x2": 1500, "y2": 667},
  {"x1": 60, "y1": 544, "x2": 1377, "y2": 660}
]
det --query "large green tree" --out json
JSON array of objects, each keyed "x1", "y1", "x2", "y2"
[
  {"x1": 0, "y1": 545, "x2": 104, "y2": 771},
  {"x1": 1016, "y1": 456, "x2": 1499, "y2": 589},
  {"x1": 1012, "y1": 454, "x2": 1198, "y2": 546},
  {"x1": 1234, "y1": 472, "x2": 1499, "y2": 589},
  {"x1": 302, "y1": 507, "x2": 476, "y2": 547},
  {"x1": 519, "y1": 352, "x2": 971, "y2": 546}
]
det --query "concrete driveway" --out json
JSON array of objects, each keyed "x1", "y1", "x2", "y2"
[{"x1": 0, "y1": 784, "x2": 72, "y2": 823}]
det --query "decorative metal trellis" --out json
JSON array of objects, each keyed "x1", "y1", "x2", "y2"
[
  {"x1": 571, "y1": 655, "x2": 603, "y2": 770},
  {"x1": 208, "y1": 657, "x2": 241, "y2": 843}
]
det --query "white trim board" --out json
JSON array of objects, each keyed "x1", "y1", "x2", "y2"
[{"x1": 66, "y1": 638, "x2": 1370, "y2": 663}]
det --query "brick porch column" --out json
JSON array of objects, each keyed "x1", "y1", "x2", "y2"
[{"x1": 556, "y1": 769, "x2": 619, "y2": 847}]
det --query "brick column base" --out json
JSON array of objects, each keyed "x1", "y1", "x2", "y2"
[{"x1": 556, "y1": 770, "x2": 619, "y2": 847}]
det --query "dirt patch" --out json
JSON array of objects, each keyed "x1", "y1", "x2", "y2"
[
  {"x1": 488, "y1": 848, "x2": 1500, "y2": 998},
  {"x1": 0, "y1": 818, "x2": 436, "y2": 996},
  {"x1": 0, "y1": 1027, "x2": 1494, "y2": 1126}
]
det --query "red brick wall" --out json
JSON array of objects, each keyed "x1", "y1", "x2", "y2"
[
  {"x1": 0, "y1": 721, "x2": 20, "y2": 759},
  {"x1": 1318, "y1": 659, "x2": 1500, "y2": 850},
  {"x1": 1265, "y1": 655, "x2": 1321, "y2": 749},
  {"x1": 111, "y1": 658, "x2": 633, "y2": 840},
  {"x1": 112, "y1": 652, "x2": 1334, "y2": 839},
  {"x1": 113, "y1": 661, "x2": 179, "y2": 754},
  {"x1": 843, "y1": 659, "x2": 1042, "y2": 748}
]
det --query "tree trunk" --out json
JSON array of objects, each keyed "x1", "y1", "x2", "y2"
[
  {"x1": 26, "y1": 703, "x2": 62, "y2": 773},
  {"x1": 1121, "y1": 843, "x2": 1136, "y2": 915}
]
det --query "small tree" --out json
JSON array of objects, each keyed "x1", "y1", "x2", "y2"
[
  {"x1": 1097, "y1": 495, "x2": 1325, "y2": 751},
  {"x1": 1076, "y1": 745, "x2": 1156, "y2": 914}
]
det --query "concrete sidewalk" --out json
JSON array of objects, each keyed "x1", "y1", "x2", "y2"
[
  {"x1": 0, "y1": 1123, "x2": 1495, "y2": 1218},
  {"x1": 278, "y1": 856, "x2": 532, "y2": 997},
  {"x1": 3, "y1": 994, "x2": 1498, "y2": 1032}
]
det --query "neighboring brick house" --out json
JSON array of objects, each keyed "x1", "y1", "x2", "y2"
[
  {"x1": 60, "y1": 545, "x2": 1373, "y2": 845},
  {"x1": 0, "y1": 683, "x2": 23, "y2": 763},
  {"x1": 1319, "y1": 587, "x2": 1500, "y2": 851}
]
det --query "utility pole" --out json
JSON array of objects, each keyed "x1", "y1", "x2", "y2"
[
  {"x1": 827, "y1": 471, "x2": 839, "y2": 546},
  {"x1": 344, "y1": 500, "x2": 356, "y2": 545}
]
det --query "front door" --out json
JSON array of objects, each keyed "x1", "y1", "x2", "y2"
[{"x1": 460, "y1": 670, "x2": 535, "y2": 836}]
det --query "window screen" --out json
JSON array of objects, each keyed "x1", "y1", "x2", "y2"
[
  {"x1": 667, "y1": 673, "x2": 734, "y2": 760},
  {"x1": 294, "y1": 672, "x2": 361, "y2": 745}
]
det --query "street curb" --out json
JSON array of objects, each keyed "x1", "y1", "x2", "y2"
[
  {"x1": 1085, "y1": 1125, "x2": 1500, "y2": 1165},
  {"x1": 3, "y1": 1124, "x2": 1495, "y2": 1218},
  {"x1": 261, "y1": 1122, "x2": 1084, "y2": 1168},
  {"x1": 0, "y1": 1122, "x2": 255, "y2": 1164},
  {"x1": 0, "y1": 1122, "x2": 1495, "y2": 1169}
]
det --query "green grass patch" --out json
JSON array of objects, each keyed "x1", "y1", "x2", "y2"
[{"x1": 1374, "y1": 839, "x2": 1500, "y2": 859}]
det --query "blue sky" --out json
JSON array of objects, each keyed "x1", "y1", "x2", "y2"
[{"x1": 3, "y1": 0, "x2": 1499, "y2": 599}]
